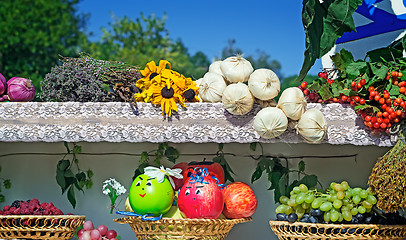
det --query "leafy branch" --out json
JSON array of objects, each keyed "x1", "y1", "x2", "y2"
[
  {"x1": 0, "y1": 165, "x2": 11, "y2": 203},
  {"x1": 56, "y1": 142, "x2": 93, "y2": 208},
  {"x1": 212, "y1": 143, "x2": 235, "y2": 183},
  {"x1": 298, "y1": 0, "x2": 363, "y2": 82},
  {"x1": 250, "y1": 142, "x2": 321, "y2": 203},
  {"x1": 132, "y1": 143, "x2": 180, "y2": 180}
]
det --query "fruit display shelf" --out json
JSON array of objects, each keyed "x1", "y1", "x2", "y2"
[
  {"x1": 0, "y1": 215, "x2": 86, "y2": 239},
  {"x1": 0, "y1": 102, "x2": 397, "y2": 146},
  {"x1": 269, "y1": 220, "x2": 406, "y2": 240},
  {"x1": 114, "y1": 216, "x2": 251, "y2": 240}
]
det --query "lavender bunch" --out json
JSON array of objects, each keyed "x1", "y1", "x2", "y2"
[{"x1": 40, "y1": 60, "x2": 110, "y2": 102}]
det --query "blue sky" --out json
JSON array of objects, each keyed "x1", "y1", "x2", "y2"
[{"x1": 77, "y1": 0, "x2": 323, "y2": 77}]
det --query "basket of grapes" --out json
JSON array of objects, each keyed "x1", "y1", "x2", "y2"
[
  {"x1": 270, "y1": 182, "x2": 406, "y2": 240},
  {"x1": 0, "y1": 199, "x2": 85, "y2": 240}
]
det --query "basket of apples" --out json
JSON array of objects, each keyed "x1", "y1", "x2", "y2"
[
  {"x1": 0, "y1": 198, "x2": 85, "y2": 240},
  {"x1": 269, "y1": 181, "x2": 406, "y2": 240},
  {"x1": 114, "y1": 161, "x2": 256, "y2": 240}
]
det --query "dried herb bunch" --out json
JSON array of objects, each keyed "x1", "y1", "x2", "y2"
[
  {"x1": 368, "y1": 135, "x2": 406, "y2": 213},
  {"x1": 40, "y1": 54, "x2": 141, "y2": 102}
]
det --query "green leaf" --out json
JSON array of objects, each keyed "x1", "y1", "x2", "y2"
[
  {"x1": 73, "y1": 144, "x2": 82, "y2": 154},
  {"x1": 3, "y1": 179, "x2": 11, "y2": 189},
  {"x1": 330, "y1": 48, "x2": 354, "y2": 72},
  {"x1": 366, "y1": 47, "x2": 403, "y2": 62},
  {"x1": 307, "y1": 81, "x2": 321, "y2": 91},
  {"x1": 331, "y1": 81, "x2": 345, "y2": 97},
  {"x1": 0, "y1": 195, "x2": 4, "y2": 203},
  {"x1": 390, "y1": 85, "x2": 400, "y2": 96},
  {"x1": 165, "y1": 146, "x2": 179, "y2": 163},
  {"x1": 318, "y1": 84, "x2": 334, "y2": 100},
  {"x1": 354, "y1": 104, "x2": 380, "y2": 113},
  {"x1": 85, "y1": 180, "x2": 93, "y2": 189},
  {"x1": 268, "y1": 171, "x2": 282, "y2": 190},
  {"x1": 250, "y1": 142, "x2": 257, "y2": 151},
  {"x1": 67, "y1": 185, "x2": 77, "y2": 208},
  {"x1": 299, "y1": 175, "x2": 318, "y2": 189},
  {"x1": 298, "y1": 0, "x2": 362, "y2": 81},
  {"x1": 298, "y1": 161, "x2": 306, "y2": 172},
  {"x1": 57, "y1": 160, "x2": 70, "y2": 171},
  {"x1": 56, "y1": 169, "x2": 67, "y2": 193},
  {"x1": 76, "y1": 172, "x2": 86, "y2": 182},
  {"x1": 87, "y1": 170, "x2": 94, "y2": 178},
  {"x1": 140, "y1": 151, "x2": 148, "y2": 163},
  {"x1": 251, "y1": 166, "x2": 263, "y2": 183},
  {"x1": 346, "y1": 62, "x2": 368, "y2": 78},
  {"x1": 370, "y1": 63, "x2": 389, "y2": 80},
  {"x1": 63, "y1": 142, "x2": 71, "y2": 154},
  {"x1": 64, "y1": 169, "x2": 74, "y2": 178}
]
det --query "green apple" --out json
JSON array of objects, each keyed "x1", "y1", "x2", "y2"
[{"x1": 129, "y1": 174, "x2": 174, "y2": 216}]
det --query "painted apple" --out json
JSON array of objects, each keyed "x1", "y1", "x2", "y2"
[
  {"x1": 178, "y1": 172, "x2": 224, "y2": 219},
  {"x1": 183, "y1": 160, "x2": 225, "y2": 184},
  {"x1": 171, "y1": 162, "x2": 188, "y2": 191},
  {"x1": 222, "y1": 182, "x2": 257, "y2": 219},
  {"x1": 128, "y1": 173, "x2": 174, "y2": 216}
]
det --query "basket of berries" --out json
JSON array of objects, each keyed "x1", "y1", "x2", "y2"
[
  {"x1": 270, "y1": 182, "x2": 406, "y2": 240},
  {"x1": 0, "y1": 199, "x2": 85, "y2": 240}
]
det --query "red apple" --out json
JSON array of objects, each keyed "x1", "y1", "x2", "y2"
[
  {"x1": 222, "y1": 182, "x2": 257, "y2": 219},
  {"x1": 183, "y1": 160, "x2": 225, "y2": 184},
  {"x1": 171, "y1": 162, "x2": 188, "y2": 190},
  {"x1": 178, "y1": 172, "x2": 224, "y2": 219}
]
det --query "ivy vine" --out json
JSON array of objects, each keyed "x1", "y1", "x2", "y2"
[
  {"x1": 56, "y1": 142, "x2": 93, "y2": 208},
  {"x1": 212, "y1": 143, "x2": 235, "y2": 183},
  {"x1": 132, "y1": 143, "x2": 180, "y2": 180},
  {"x1": 250, "y1": 142, "x2": 322, "y2": 203},
  {"x1": 0, "y1": 165, "x2": 11, "y2": 203}
]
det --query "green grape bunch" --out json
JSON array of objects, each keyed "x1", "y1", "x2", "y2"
[{"x1": 275, "y1": 181, "x2": 381, "y2": 224}]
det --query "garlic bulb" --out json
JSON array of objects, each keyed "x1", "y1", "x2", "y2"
[
  {"x1": 296, "y1": 108, "x2": 327, "y2": 144},
  {"x1": 277, "y1": 87, "x2": 307, "y2": 120},
  {"x1": 220, "y1": 55, "x2": 253, "y2": 83},
  {"x1": 248, "y1": 69, "x2": 280, "y2": 100},
  {"x1": 208, "y1": 61, "x2": 225, "y2": 78},
  {"x1": 195, "y1": 78, "x2": 203, "y2": 88},
  {"x1": 253, "y1": 107, "x2": 288, "y2": 139},
  {"x1": 255, "y1": 98, "x2": 277, "y2": 108},
  {"x1": 198, "y1": 72, "x2": 227, "y2": 103},
  {"x1": 222, "y1": 82, "x2": 254, "y2": 115}
]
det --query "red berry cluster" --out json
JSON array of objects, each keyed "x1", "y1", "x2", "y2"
[
  {"x1": 360, "y1": 84, "x2": 406, "y2": 131},
  {"x1": 318, "y1": 71, "x2": 335, "y2": 84},
  {"x1": 0, "y1": 199, "x2": 64, "y2": 215},
  {"x1": 300, "y1": 70, "x2": 406, "y2": 133},
  {"x1": 298, "y1": 81, "x2": 323, "y2": 103}
]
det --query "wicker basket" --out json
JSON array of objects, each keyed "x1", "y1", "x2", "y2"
[
  {"x1": 269, "y1": 220, "x2": 406, "y2": 240},
  {"x1": 0, "y1": 215, "x2": 86, "y2": 239},
  {"x1": 114, "y1": 216, "x2": 251, "y2": 240}
]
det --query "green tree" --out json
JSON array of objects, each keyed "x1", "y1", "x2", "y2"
[
  {"x1": 82, "y1": 14, "x2": 209, "y2": 80},
  {"x1": 0, "y1": 0, "x2": 88, "y2": 94},
  {"x1": 218, "y1": 39, "x2": 283, "y2": 78}
]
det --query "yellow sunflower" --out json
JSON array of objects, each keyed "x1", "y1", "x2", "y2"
[
  {"x1": 148, "y1": 80, "x2": 185, "y2": 117},
  {"x1": 136, "y1": 60, "x2": 171, "y2": 91},
  {"x1": 162, "y1": 69, "x2": 200, "y2": 102}
]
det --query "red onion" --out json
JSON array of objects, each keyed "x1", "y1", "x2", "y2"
[
  {"x1": 0, "y1": 73, "x2": 6, "y2": 95},
  {"x1": 7, "y1": 77, "x2": 35, "y2": 102}
]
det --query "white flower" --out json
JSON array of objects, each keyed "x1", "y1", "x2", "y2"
[
  {"x1": 102, "y1": 178, "x2": 126, "y2": 196},
  {"x1": 144, "y1": 166, "x2": 183, "y2": 189}
]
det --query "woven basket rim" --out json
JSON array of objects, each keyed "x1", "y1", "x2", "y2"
[
  {"x1": 269, "y1": 220, "x2": 406, "y2": 229},
  {"x1": 115, "y1": 216, "x2": 252, "y2": 225},
  {"x1": 0, "y1": 215, "x2": 86, "y2": 219}
]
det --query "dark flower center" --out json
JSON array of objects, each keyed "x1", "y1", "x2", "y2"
[
  {"x1": 183, "y1": 89, "x2": 196, "y2": 101},
  {"x1": 161, "y1": 87, "x2": 174, "y2": 98},
  {"x1": 149, "y1": 72, "x2": 159, "y2": 80}
]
